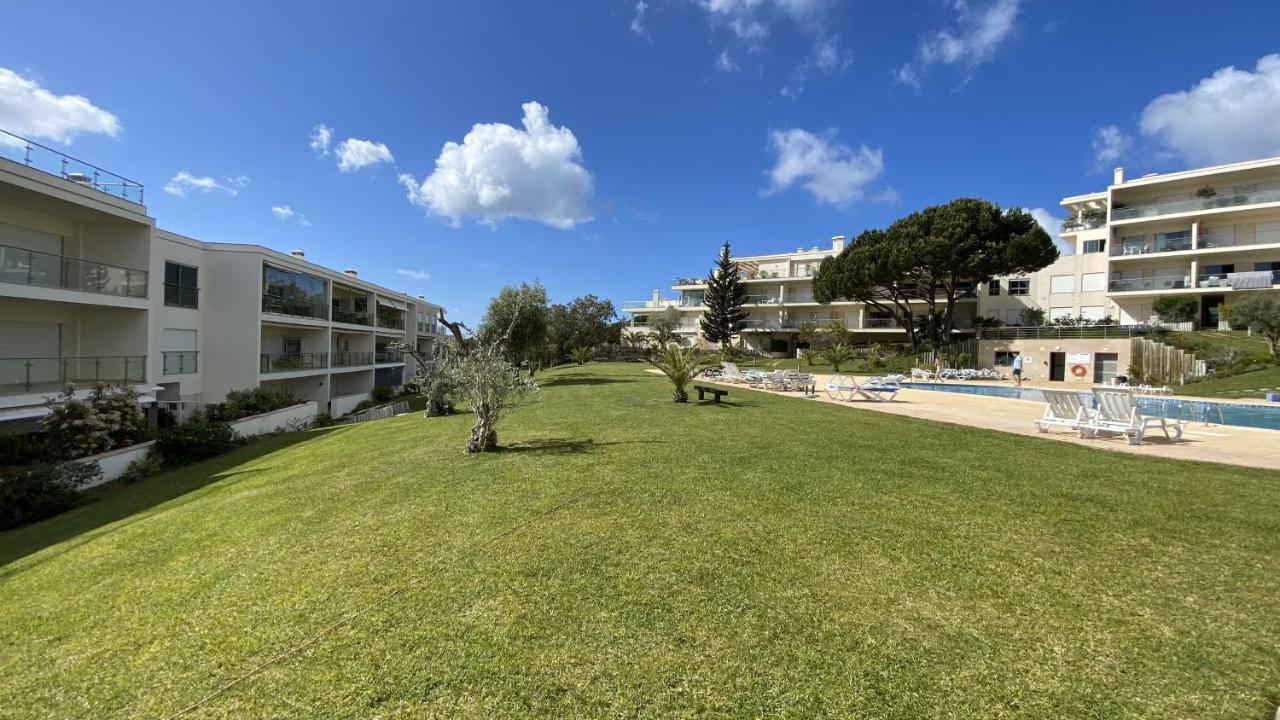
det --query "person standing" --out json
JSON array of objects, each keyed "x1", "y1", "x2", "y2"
[{"x1": 1012, "y1": 353, "x2": 1024, "y2": 387}]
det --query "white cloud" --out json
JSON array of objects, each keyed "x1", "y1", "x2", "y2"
[
  {"x1": 715, "y1": 50, "x2": 738, "y2": 72},
  {"x1": 896, "y1": 0, "x2": 1021, "y2": 88},
  {"x1": 309, "y1": 124, "x2": 332, "y2": 156},
  {"x1": 271, "y1": 205, "x2": 295, "y2": 220},
  {"x1": 695, "y1": 0, "x2": 829, "y2": 40},
  {"x1": 0, "y1": 67, "x2": 120, "y2": 145},
  {"x1": 335, "y1": 138, "x2": 394, "y2": 172},
  {"x1": 398, "y1": 101, "x2": 594, "y2": 230},
  {"x1": 163, "y1": 172, "x2": 247, "y2": 198},
  {"x1": 1138, "y1": 54, "x2": 1280, "y2": 166},
  {"x1": 630, "y1": 1, "x2": 650, "y2": 38},
  {"x1": 1091, "y1": 125, "x2": 1132, "y2": 169},
  {"x1": 763, "y1": 128, "x2": 885, "y2": 206},
  {"x1": 395, "y1": 268, "x2": 430, "y2": 281},
  {"x1": 1026, "y1": 207, "x2": 1073, "y2": 255},
  {"x1": 781, "y1": 35, "x2": 850, "y2": 98}
]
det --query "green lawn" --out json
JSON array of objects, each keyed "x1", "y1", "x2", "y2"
[
  {"x1": 2, "y1": 363, "x2": 1279, "y2": 718},
  {"x1": 1178, "y1": 365, "x2": 1280, "y2": 399}
]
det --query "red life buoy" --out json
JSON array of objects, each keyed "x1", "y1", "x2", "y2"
[{"x1": 1070, "y1": 364, "x2": 1088, "y2": 378}]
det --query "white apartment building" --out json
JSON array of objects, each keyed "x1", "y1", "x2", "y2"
[
  {"x1": 0, "y1": 132, "x2": 445, "y2": 429},
  {"x1": 623, "y1": 236, "x2": 979, "y2": 355}
]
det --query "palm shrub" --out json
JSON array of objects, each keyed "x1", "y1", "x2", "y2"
[
  {"x1": 570, "y1": 346, "x2": 596, "y2": 365},
  {"x1": 799, "y1": 347, "x2": 817, "y2": 367},
  {"x1": 648, "y1": 344, "x2": 713, "y2": 402},
  {"x1": 819, "y1": 343, "x2": 854, "y2": 372}
]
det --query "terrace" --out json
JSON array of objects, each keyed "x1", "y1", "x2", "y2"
[
  {"x1": 0, "y1": 243, "x2": 148, "y2": 298},
  {"x1": 0, "y1": 355, "x2": 146, "y2": 396},
  {"x1": 0, "y1": 129, "x2": 145, "y2": 205}
]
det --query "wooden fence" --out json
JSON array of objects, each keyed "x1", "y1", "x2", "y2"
[
  {"x1": 1129, "y1": 338, "x2": 1207, "y2": 385},
  {"x1": 337, "y1": 400, "x2": 410, "y2": 425}
]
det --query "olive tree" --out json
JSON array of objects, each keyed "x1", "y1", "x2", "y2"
[{"x1": 1225, "y1": 294, "x2": 1280, "y2": 356}]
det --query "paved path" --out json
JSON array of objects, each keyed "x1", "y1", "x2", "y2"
[{"x1": 701, "y1": 373, "x2": 1280, "y2": 471}]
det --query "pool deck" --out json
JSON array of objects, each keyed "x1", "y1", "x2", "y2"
[{"x1": 702, "y1": 374, "x2": 1280, "y2": 471}]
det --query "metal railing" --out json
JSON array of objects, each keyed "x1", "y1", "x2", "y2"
[
  {"x1": 331, "y1": 351, "x2": 373, "y2": 367},
  {"x1": 0, "y1": 355, "x2": 146, "y2": 396},
  {"x1": 376, "y1": 314, "x2": 405, "y2": 330},
  {"x1": 333, "y1": 308, "x2": 372, "y2": 325},
  {"x1": 375, "y1": 350, "x2": 404, "y2": 363},
  {"x1": 978, "y1": 325, "x2": 1151, "y2": 340},
  {"x1": 261, "y1": 294, "x2": 329, "y2": 320},
  {"x1": 1112, "y1": 186, "x2": 1280, "y2": 220},
  {"x1": 0, "y1": 243, "x2": 148, "y2": 298},
  {"x1": 162, "y1": 351, "x2": 198, "y2": 375},
  {"x1": 260, "y1": 352, "x2": 328, "y2": 373},
  {"x1": 0, "y1": 128, "x2": 145, "y2": 204}
]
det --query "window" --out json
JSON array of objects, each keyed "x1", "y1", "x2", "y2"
[
  {"x1": 1080, "y1": 306, "x2": 1106, "y2": 321},
  {"x1": 284, "y1": 337, "x2": 302, "y2": 355},
  {"x1": 1008, "y1": 279, "x2": 1030, "y2": 296},
  {"x1": 1049, "y1": 307, "x2": 1073, "y2": 321},
  {"x1": 1254, "y1": 261, "x2": 1280, "y2": 271},
  {"x1": 994, "y1": 351, "x2": 1020, "y2": 367},
  {"x1": 164, "y1": 261, "x2": 199, "y2": 308},
  {"x1": 1081, "y1": 272, "x2": 1106, "y2": 292},
  {"x1": 1082, "y1": 238, "x2": 1106, "y2": 254},
  {"x1": 987, "y1": 279, "x2": 1001, "y2": 296},
  {"x1": 263, "y1": 264, "x2": 328, "y2": 318},
  {"x1": 1050, "y1": 275, "x2": 1074, "y2": 294}
]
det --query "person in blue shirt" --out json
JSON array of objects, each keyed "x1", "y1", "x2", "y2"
[{"x1": 1012, "y1": 354, "x2": 1024, "y2": 386}]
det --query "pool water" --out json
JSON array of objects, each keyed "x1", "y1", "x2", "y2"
[{"x1": 899, "y1": 382, "x2": 1280, "y2": 432}]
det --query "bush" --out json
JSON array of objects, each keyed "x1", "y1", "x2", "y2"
[
  {"x1": 118, "y1": 452, "x2": 162, "y2": 485},
  {"x1": 1152, "y1": 294, "x2": 1198, "y2": 325},
  {"x1": 399, "y1": 383, "x2": 419, "y2": 397},
  {"x1": 155, "y1": 414, "x2": 242, "y2": 467},
  {"x1": 371, "y1": 385, "x2": 394, "y2": 403},
  {"x1": 203, "y1": 387, "x2": 298, "y2": 422},
  {"x1": 0, "y1": 432, "x2": 44, "y2": 468},
  {"x1": 0, "y1": 462, "x2": 101, "y2": 530},
  {"x1": 41, "y1": 384, "x2": 150, "y2": 461}
]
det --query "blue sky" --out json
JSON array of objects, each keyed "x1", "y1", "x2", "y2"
[{"x1": 4, "y1": 1, "x2": 1280, "y2": 325}]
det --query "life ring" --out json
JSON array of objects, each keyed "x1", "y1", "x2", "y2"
[{"x1": 1070, "y1": 364, "x2": 1088, "y2": 378}]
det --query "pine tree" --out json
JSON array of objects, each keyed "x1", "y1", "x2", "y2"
[{"x1": 699, "y1": 242, "x2": 748, "y2": 347}]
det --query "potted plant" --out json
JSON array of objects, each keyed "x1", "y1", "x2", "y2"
[{"x1": 1195, "y1": 185, "x2": 1217, "y2": 199}]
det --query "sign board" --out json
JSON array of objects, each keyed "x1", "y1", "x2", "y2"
[{"x1": 1066, "y1": 352, "x2": 1091, "y2": 364}]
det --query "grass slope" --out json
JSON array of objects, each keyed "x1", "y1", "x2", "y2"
[
  {"x1": 1178, "y1": 365, "x2": 1280, "y2": 399},
  {"x1": 2, "y1": 363, "x2": 1278, "y2": 718}
]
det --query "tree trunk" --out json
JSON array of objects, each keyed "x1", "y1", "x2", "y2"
[
  {"x1": 673, "y1": 389, "x2": 688, "y2": 403},
  {"x1": 467, "y1": 402, "x2": 498, "y2": 452}
]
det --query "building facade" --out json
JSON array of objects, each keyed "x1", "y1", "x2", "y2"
[{"x1": 0, "y1": 134, "x2": 445, "y2": 428}]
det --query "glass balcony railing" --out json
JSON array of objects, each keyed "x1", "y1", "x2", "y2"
[
  {"x1": 375, "y1": 350, "x2": 404, "y2": 364},
  {"x1": 376, "y1": 314, "x2": 405, "y2": 330},
  {"x1": 1112, "y1": 236, "x2": 1193, "y2": 257},
  {"x1": 161, "y1": 351, "x2": 198, "y2": 375},
  {"x1": 745, "y1": 294, "x2": 781, "y2": 304},
  {"x1": 1112, "y1": 186, "x2": 1280, "y2": 221},
  {"x1": 261, "y1": 294, "x2": 329, "y2": 320},
  {"x1": 0, "y1": 243, "x2": 148, "y2": 298},
  {"x1": 0, "y1": 129, "x2": 145, "y2": 204},
  {"x1": 333, "y1": 308, "x2": 372, "y2": 326},
  {"x1": 0, "y1": 356, "x2": 146, "y2": 396},
  {"x1": 786, "y1": 292, "x2": 817, "y2": 303},
  {"x1": 1196, "y1": 270, "x2": 1280, "y2": 289},
  {"x1": 1108, "y1": 274, "x2": 1191, "y2": 292},
  {"x1": 260, "y1": 352, "x2": 328, "y2": 373},
  {"x1": 865, "y1": 317, "x2": 897, "y2": 328},
  {"x1": 331, "y1": 351, "x2": 373, "y2": 367}
]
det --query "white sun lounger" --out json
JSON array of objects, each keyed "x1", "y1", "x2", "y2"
[
  {"x1": 1034, "y1": 389, "x2": 1092, "y2": 433},
  {"x1": 825, "y1": 374, "x2": 899, "y2": 402},
  {"x1": 1079, "y1": 388, "x2": 1184, "y2": 445}
]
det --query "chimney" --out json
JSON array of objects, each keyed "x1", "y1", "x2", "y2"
[
  {"x1": 418, "y1": 294, "x2": 425, "y2": 300},
  {"x1": 290, "y1": 249, "x2": 306, "y2": 259},
  {"x1": 831, "y1": 235, "x2": 846, "y2": 253},
  {"x1": 1113, "y1": 167, "x2": 1125, "y2": 185},
  {"x1": 343, "y1": 269, "x2": 358, "y2": 277},
  {"x1": 651, "y1": 289, "x2": 660, "y2": 304}
]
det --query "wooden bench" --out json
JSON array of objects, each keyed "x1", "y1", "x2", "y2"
[{"x1": 694, "y1": 385, "x2": 728, "y2": 403}]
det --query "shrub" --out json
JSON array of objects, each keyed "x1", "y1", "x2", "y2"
[
  {"x1": 312, "y1": 412, "x2": 335, "y2": 428},
  {"x1": 40, "y1": 384, "x2": 150, "y2": 461},
  {"x1": 399, "y1": 383, "x2": 419, "y2": 397},
  {"x1": 0, "y1": 462, "x2": 101, "y2": 530},
  {"x1": 204, "y1": 387, "x2": 297, "y2": 422},
  {"x1": 819, "y1": 343, "x2": 854, "y2": 372},
  {"x1": 371, "y1": 385, "x2": 394, "y2": 403},
  {"x1": 155, "y1": 414, "x2": 241, "y2": 467},
  {"x1": 0, "y1": 432, "x2": 44, "y2": 469},
  {"x1": 119, "y1": 452, "x2": 162, "y2": 485},
  {"x1": 569, "y1": 346, "x2": 596, "y2": 365},
  {"x1": 1152, "y1": 294, "x2": 1198, "y2": 325}
]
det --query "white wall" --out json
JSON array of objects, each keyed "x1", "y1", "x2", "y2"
[{"x1": 228, "y1": 401, "x2": 318, "y2": 437}]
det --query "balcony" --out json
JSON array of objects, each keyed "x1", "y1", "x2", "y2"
[
  {"x1": 1112, "y1": 233, "x2": 1192, "y2": 257},
  {"x1": 260, "y1": 352, "x2": 328, "y2": 373},
  {"x1": 0, "y1": 129, "x2": 145, "y2": 205},
  {"x1": 0, "y1": 243, "x2": 148, "y2": 298},
  {"x1": 745, "y1": 293, "x2": 781, "y2": 304},
  {"x1": 375, "y1": 350, "x2": 405, "y2": 364},
  {"x1": 1112, "y1": 186, "x2": 1280, "y2": 221},
  {"x1": 786, "y1": 291, "x2": 816, "y2": 303},
  {"x1": 1108, "y1": 273, "x2": 1191, "y2": 292},
  {"x1": 331, "y1": 351, "x2": 373, "y2": 367},
  {"x1": 623, "y1": 300, "x2": 671, "y2": 309},
  {"x1": 161, "y1": 351, "x2": 198, "y2": 375},
  {"x1": 1199, "y1": 225, "x2": 1280, "y2": 250},
  {"x1": 333, "y1": 308, "x2": 372, "y2": 326},
  {"x1": 376, "y1": 314, "x2": 405, "y2": 330},
  {"x1": 865, "y1": 317, "x2": 897, "y2": 329},
  {"x1": 1196, "y1": 270, "x2": 1280, "y2": 289},
  {"x1": 261, "y1": 294, "x2": 329, "y2": 321},
  {"x1": 0, "y1": 355, "x2": 146, "y2": 396},
  {"x1": 1060, "y1": 216, "x2": 1106, "y2": 232}
]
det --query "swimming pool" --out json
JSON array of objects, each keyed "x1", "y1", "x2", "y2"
[{"x1": 899, "y1": 382, "x2": 1280, "y2": 432}]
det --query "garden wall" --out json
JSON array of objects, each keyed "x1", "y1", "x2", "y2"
[
  {"x1": 331, "y1": 393, "x2": 371, "y2": 418},
  {"x1": 228, "y1": 401, "x2": 318, "y2": 438},
  {"x1": 77, "y1": 440, "x2": 156, "y2": 487}
]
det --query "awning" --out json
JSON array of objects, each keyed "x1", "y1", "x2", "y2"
[{"x1": 376, "y1": 297, "x2": 407, "y2": 310}]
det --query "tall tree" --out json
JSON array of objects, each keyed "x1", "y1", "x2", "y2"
[
  {"x1": 478, "y1": 282, "x2": 549, "y2": 372},
  {"x1": 1225, "y1": 295, "x2": 1280, "y2": 356},
  {"x1": 547, "y1": 294, "x2": 618, "y2": 361},
  {"x1": 700, "y1": 242, "x2": 748, "y2": 348},
  {"x1": 812, "y1": 229, "x2": 922, "y2": 349},
  {"x1": 649, "y1": 306, "x2": 682, "y2": 346}
]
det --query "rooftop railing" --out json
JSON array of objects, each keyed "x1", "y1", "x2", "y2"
[
  {"x1": 0, "y1": 243, "x2": 148, "y2": 298},
  {"x1": 1112, "y1": 186, "x2": 1280, "y2": 221},
  {"x1": 0, "y1": 129, "x2": 144, "y2": 205},
  {"x1": 0, "y1": 355, "x2": 146, "y2": 396}
]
